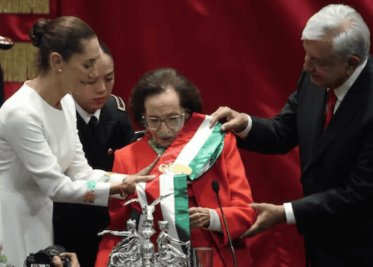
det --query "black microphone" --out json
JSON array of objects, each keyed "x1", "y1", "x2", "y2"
[{"x1": 211, "y1": 180, "x2": 237, "y2": 267}]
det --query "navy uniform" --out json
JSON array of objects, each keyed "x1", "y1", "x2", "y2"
[{"x1": 53, "y1": 95, "x2": 134, "y2": 267}]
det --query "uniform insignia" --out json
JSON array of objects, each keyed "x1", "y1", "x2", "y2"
[
  {"x1": 112, "y1": 94, "x2": 126, "y2": 111},
  {"x1": 169, "y1": 163, "x2": 192, "y2": 175}
]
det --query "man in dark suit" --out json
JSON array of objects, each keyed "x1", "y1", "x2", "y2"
[
  {"x1": 53, "y1": 42, "x2": 134, "y2": 267},
  {"x1": 211, "y1": 4, "x2": 373, "y2": 267}
]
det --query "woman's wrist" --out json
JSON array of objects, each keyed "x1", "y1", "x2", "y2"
[
  {"x1": 109, "y1": 183, "x2": 121, "y2": 195},
  {"x1": 109, "y1": 182, "x2": 128, "y2": 198}
]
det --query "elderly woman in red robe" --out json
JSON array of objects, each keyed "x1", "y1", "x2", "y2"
[{"x1": 96, "y1": 68, "x2": 256, "y2": 267}]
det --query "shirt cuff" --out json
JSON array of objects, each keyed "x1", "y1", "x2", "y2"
[
  {"x1": 206, "y1": 209, "x2": 222, "y2": 232},
  {"x1": 235, "y1": 114, "x2": 252, "y2": 139},
  {"x1": 90, "y1": 182, "x2": 110, "y2": 206},
  {"x1": 108, "y1": 173, "x2": 127, "y2": 183},
  {"x1": 283, "y1": 202, "x2": 296, "y2": 224}
]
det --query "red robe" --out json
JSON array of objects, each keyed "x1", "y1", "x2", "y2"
[{"x1": 96, "y1": 127, "x2": 256, "y2": 267}]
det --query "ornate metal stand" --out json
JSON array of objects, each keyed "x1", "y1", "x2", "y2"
[{"x1": 99, "y1": 195, "x2": 191, "y2": 267}]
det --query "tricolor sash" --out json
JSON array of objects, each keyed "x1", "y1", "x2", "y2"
[{"x1": 136, "y1": 112, "x2": 225, "y2": 249}]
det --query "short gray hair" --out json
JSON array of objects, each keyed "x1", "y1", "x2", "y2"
[{"x1": 302, "y1": 4, "x2": 370, "y2": 63}]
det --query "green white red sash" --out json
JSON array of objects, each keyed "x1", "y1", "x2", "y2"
[{"x1": 136, "y1": 112, "x2": 225, "y2": 249}]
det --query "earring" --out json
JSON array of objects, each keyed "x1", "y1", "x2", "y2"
[{"x1": 58, "y1": 69, "x2": 62, "y2": 73}]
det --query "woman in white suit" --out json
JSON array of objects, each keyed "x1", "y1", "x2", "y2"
[{"x1": 0, "y1": 16, "x2": 153, "y2": 266}]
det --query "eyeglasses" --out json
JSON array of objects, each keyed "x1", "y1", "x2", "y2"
[{"x1": 143, "y1": 113, "x2": 185, "y2": 130}]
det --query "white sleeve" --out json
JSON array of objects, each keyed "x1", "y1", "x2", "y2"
[
  {"x1": 3, "y1": 107, "x2": 113, "y2": 206},
  {"x1": 205, "y1": 209, "x2": 222, "y2": 232}
]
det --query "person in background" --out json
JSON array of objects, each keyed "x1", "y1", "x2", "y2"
[
  {"x1": 210, "y1": 4, "x2": 373, "y2": 267},
  {"x1": 72, "y1": 41, "x2": 135, "y2": 170},
  {"x1": 0, "y1": 16, "x2": 153, "y2": 267},
  {"x1": 96, "y1": 68, "x2": 256, "y2": 267},
  {"x1": 53, "y1": 41, "x2": 135, "y2": 267}
]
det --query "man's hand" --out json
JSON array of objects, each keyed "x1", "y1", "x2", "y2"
[
  {"x1": 210, "y1": 106, "x2": 248, "y2": 132},
  {"x1": 121, "y1": 155, "x2": 160, "y2": 195},
  {"x1": 189, "y1": 207, "x2": 210, "y2": 228},
  {"x1": 240, "y1": 203, "x2": 286, "y2": 238}
]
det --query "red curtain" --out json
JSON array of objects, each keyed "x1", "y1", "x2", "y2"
[{"x1": 3, "y1": 1, "x2": 373, "y2": 266}]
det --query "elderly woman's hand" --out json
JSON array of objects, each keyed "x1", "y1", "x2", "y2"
[{"x1": 189, "y1": 207, "x2": 210, "y2": 228}]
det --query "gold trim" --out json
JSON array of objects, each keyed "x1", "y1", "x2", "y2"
[
  {"x1": 0, "y1": 42, "x2": 38, "y2": 82},
  {"x1": 169, "y1": 163, "x2": 192, "y2": 175},
  {"x1": 0, "y1": 0, "x2": 49, "y2": 14}
]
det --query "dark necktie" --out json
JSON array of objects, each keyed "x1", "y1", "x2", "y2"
[
  {"x1": 88, "y1": 116, "x2": 98, "y2": 133},
  {"x1": 324, "y1": 89, "x2": 337, "y2": 128}
]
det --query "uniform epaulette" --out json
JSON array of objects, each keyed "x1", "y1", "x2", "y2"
[{"x1": 111, "y1": 94, "x2": 126, "y2": 111}]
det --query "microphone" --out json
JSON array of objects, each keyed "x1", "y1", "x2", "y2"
[{"x1": 211, "y1": 180, "x2": 237, "y2": 267}]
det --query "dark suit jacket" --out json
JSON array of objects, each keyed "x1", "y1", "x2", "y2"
[
  {"x1": 239, "y1": 58, "x2": 373, "y2": 267},
  {"x1": 53, "y1": 95, "x2": 134, "y2": 267}
]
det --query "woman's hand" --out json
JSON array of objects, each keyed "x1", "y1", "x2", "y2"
[
  {"x1": 121, "y1": 155, "x2": 160, "y2": 195},
  {"x1": 189, "y1": 207, "x2": 210, "y2": 228},
  {"x1": 110, "y1": 155, "x2": 160, "y2": 196}
]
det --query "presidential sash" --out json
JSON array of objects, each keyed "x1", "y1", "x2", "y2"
[{"x1": 136, "y1": 112, "x2": 225, "y2": 248}]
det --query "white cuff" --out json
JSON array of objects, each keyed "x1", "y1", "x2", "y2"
[
  {"x1": 109, "y1": 173, "x2": 127, "y2": 183},
  {"x1": 283, "y1": 202, "x2": 296, "y2": 224},
  {"x1": 235, "y1": 114, "x2": 252, "y2": 139},
  {"x1": 206, "y1": 209, "x2": 222, "y2": 232},
  {"x1": 92, "y1": 182, "x2": 111, "y2": 206}
]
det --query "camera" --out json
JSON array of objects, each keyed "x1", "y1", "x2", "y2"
[{"x1": 24, "y1": 245, "x2": 71, "y2": 267}]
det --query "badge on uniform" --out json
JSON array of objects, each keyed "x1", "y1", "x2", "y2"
[{"x1": 170, "y1": 163, "x2": 192, "y2": 175}]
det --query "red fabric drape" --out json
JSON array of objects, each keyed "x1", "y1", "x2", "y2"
[{"x1": 2, "y1": 1, "x2": 373, "y2": 266}]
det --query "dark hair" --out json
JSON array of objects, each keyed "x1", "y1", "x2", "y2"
[
  {"x1": 29, "y1": 16, "x2": 97, "y2": 74},
  {"x1": 130, "y1": 68, "x2": 202, "y2": 125},
  {"x1": 99, "y1": 40, "x2": 112, "y2": 58},
  {"x1": 98, "y1": 40, "x2": 115, "y2": 72},
  {"x1": 24, "y1": 245, "x2": 69, "y2": 267}
]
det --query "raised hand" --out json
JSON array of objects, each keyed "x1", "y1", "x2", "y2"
[{"x1": 120, "y1": 155, "x2": 160, "y2": 195}]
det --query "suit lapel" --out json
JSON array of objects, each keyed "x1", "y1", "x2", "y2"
[
  {"x1": 306, "y1": 61, "x2": 370, "y2": 170},
  {"x1": 298, "y1": 81, "x2": 326, "y2": 172}
]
